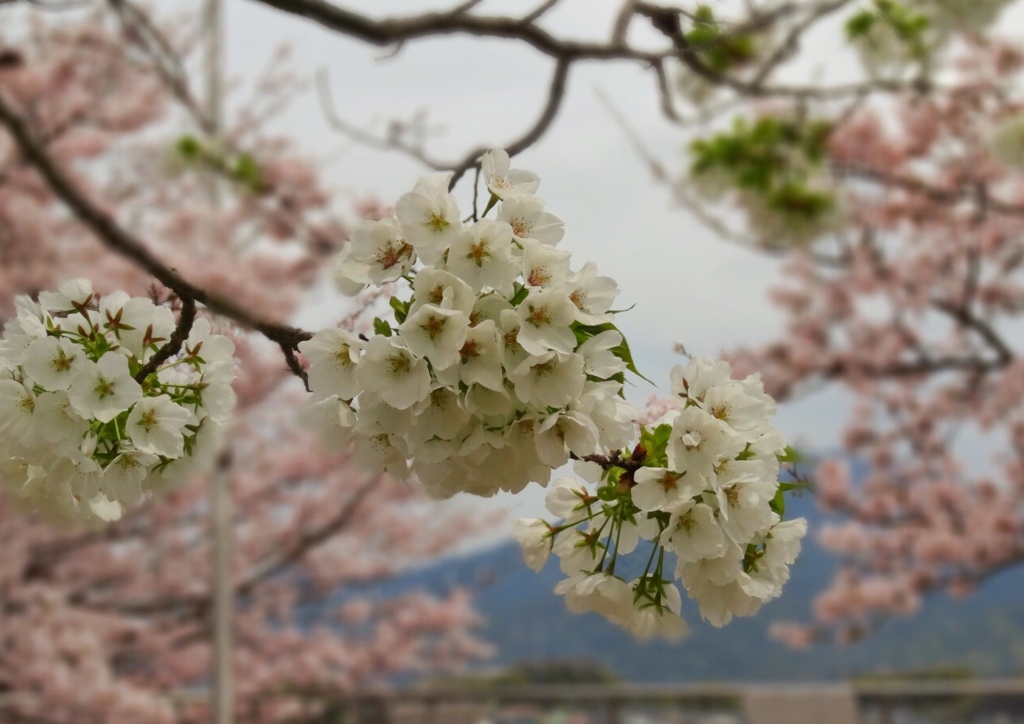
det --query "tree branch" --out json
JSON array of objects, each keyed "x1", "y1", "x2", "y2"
[
  {"x1": 832, "y1": 162, "x2": 1024, "y2": 218},
  {"x1": 637, "y1": 2, "x2": 927, "y2": 100},
  {"x1": 133, "y1": 296, "x2": 196, "y2": 383},
  {"x1": 243, "y1": 0, "x2": 659, "y2": 62},
  {"x1": 0, "y1": 91, "x2": 313, "y2": 369}
]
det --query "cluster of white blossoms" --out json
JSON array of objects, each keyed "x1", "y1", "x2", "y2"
[
  {"x1": 513, "y1": 357, "x2": 807, "y2": 640},
  {"x1": 0, "y1": 280, "x2": 235, "y2": 525},
  {"x1": 301, "y1": 149, "x2": 637, "y2": 499}
]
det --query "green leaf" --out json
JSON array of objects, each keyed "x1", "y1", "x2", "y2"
[
  {"x1": 509, "y1": 283, "x2": 529, "y2": 307},
  {"x1": 694, "y1": 4, "x2": 715, "y2": 24},
  {"x1": 597, "y1": 485, "x2": 619, "y2": 502},
  {"x1": 777, "y1": 445, "x2": 802, "y2": 463},
  {"x1": 639, "y1": 423, "x2": 673, "y2": 467},
  {"x1": 845, "y1": 10, "x2": 876, "y2": 39},
  {"x1": 176, "y1": 135, "x2": 203, "y2": 160},
  {"x1": 389, "y1": 296, "x2": 410, "y2": 324},
  {"x1": 769, "y1": 487, "x2": 786, "y2": 517},
  {"x1": 780, "y1": 480, "x2": 813, "y2": 493},
  {"x1": 233, "y1": 153, "x2": 265, "y2": 193},
  {"x1": 373, "y1": 317, "x2": 393, "y2": 337}
]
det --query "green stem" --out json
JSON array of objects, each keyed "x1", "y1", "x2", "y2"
[{"x1": 606, "y1": 511, "x2": 624, "y2": 577}]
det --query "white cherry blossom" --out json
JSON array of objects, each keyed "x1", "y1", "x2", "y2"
[
  {"x1": 356, "y1": 337, "x2": 431, "y2": 410},
  {"x1": 395, "y1": 173, "x2": 462, "y2": 263},
  {"x1": 126, "y1": 396, "x2": 192, "y2": 458},
  {"x1": 481, "y1": 148, "x2": 539, "y2": 200},
  {"x1": 521, "y1": 239, "x2": 571, "y2": 289},
  {"x1": 566, "y1": 262, "x2": 619, "y2": 325},
  {"x1": 446, "y1": 219, "x2": 517, "y2": 295},
  {"x1": 298, "y1": 329, "x2": 365, "y2": 401},
  {"x1": 515, "y1": 287, "x2": 577, "y2": 356},
  {"x1": 22, "y1": 336, "x2": 88, "y2": 391},
  {"x1": 67, "y1": 353, "x2": 143, "y2": 423},
  {"x1": 399, "y1": 304, "x2": 470, "y2": 371},
  {"x1": 512, "y1": 519, "x2": 554, "y2": 572},
  {"x1": 511, "y1": 351, "x2": 585, "y2": 409},
  {"x1": 497, "y1": 195, "x2": 564, "y2": 245}
]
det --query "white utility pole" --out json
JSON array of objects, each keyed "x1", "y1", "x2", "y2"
[{"x1": 205, "y1": 1, "x2": 233, "y2": 723}]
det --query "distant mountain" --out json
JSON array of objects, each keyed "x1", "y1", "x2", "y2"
[{"x1": 299, "y1": 489, "x2": 1024, "y2": 682}]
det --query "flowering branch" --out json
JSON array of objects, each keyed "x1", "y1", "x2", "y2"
[{"x1": 0, "y1": 90, "x2": 314, "y2": 367}]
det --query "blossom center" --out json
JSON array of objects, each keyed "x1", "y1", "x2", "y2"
[
  {"x1": 375, "y1": 244, "x2": 403, "y2": 269},
  {"x1": 659, "y1": 471, "x2": 682, "y2": 492},
  {"x1": 532, "y1": 360, "x2": 556, "y2": 377},
  {"x1": 419, "y1": 315, "x2": 447, "y2": 340},
  {"x1": 467, "y1": 241, "x2": 491, "y2": 267},
  {"x1": 117, "y1": 455, "x2": 142, "y2": 472},
  {"x1": 460, "y1": 339, "x2": 480, "y2": 362},
  {"x1": 527, "y1": 268, "x2": 550, "y2": 286},
  {"x1": 51, "y1": 351, "x2": 75, "y2": 372},
  {"x1": 526, "y1": 305, "x2": 551, "y2": 327},
  {"x1": 427, "y1": 286, "x2": 446, "y2": 305},
  {"x1": 677, "y1": 511, "x2": 696, "y2": 535},
  {"x1": 93, "y1": 376, "x2": 116, "y2": 400},
  {"x1": 137, "y1": 409, "x2": 159, "y2": 433},
  {"x1": 387, "y1": 354, "x2": 411, "y2": 375},
  {"x1": 334, "y1": 345, "x2": 353, "y2": 367},
  {"x1": 427, "y1": 213, "x2": 449, "y2": 233}
]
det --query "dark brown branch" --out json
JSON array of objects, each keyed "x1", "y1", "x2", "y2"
[
  {"x1": 637, "y1": 2, "x2": 924, "y2": 100},
  {"x1": 244, "y1": 0, "x2": 658, "y2": 62},
  {"x1": 0, "y1": 91, "x2": 313, "y2": 369},
  {"x1": 280, "y1": 342, "x2": 310, "y2": 391},
  {"x1": 133, "y1": 296, "x2": 196, "y2": 383},
  {"x1": 932, "y1": 300, "x2": 1014, "y2": 366},
  {"x1": 820, "y1": 353, "x2": 1011, "y2": 381}
]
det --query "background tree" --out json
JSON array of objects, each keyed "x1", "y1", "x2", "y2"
[
  {"x1": 0, "y1": 7, "x2": 487, "y2": 722},
  {"x1": 649, "y1": 1, "x2": 1024, "y2": 643}
]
